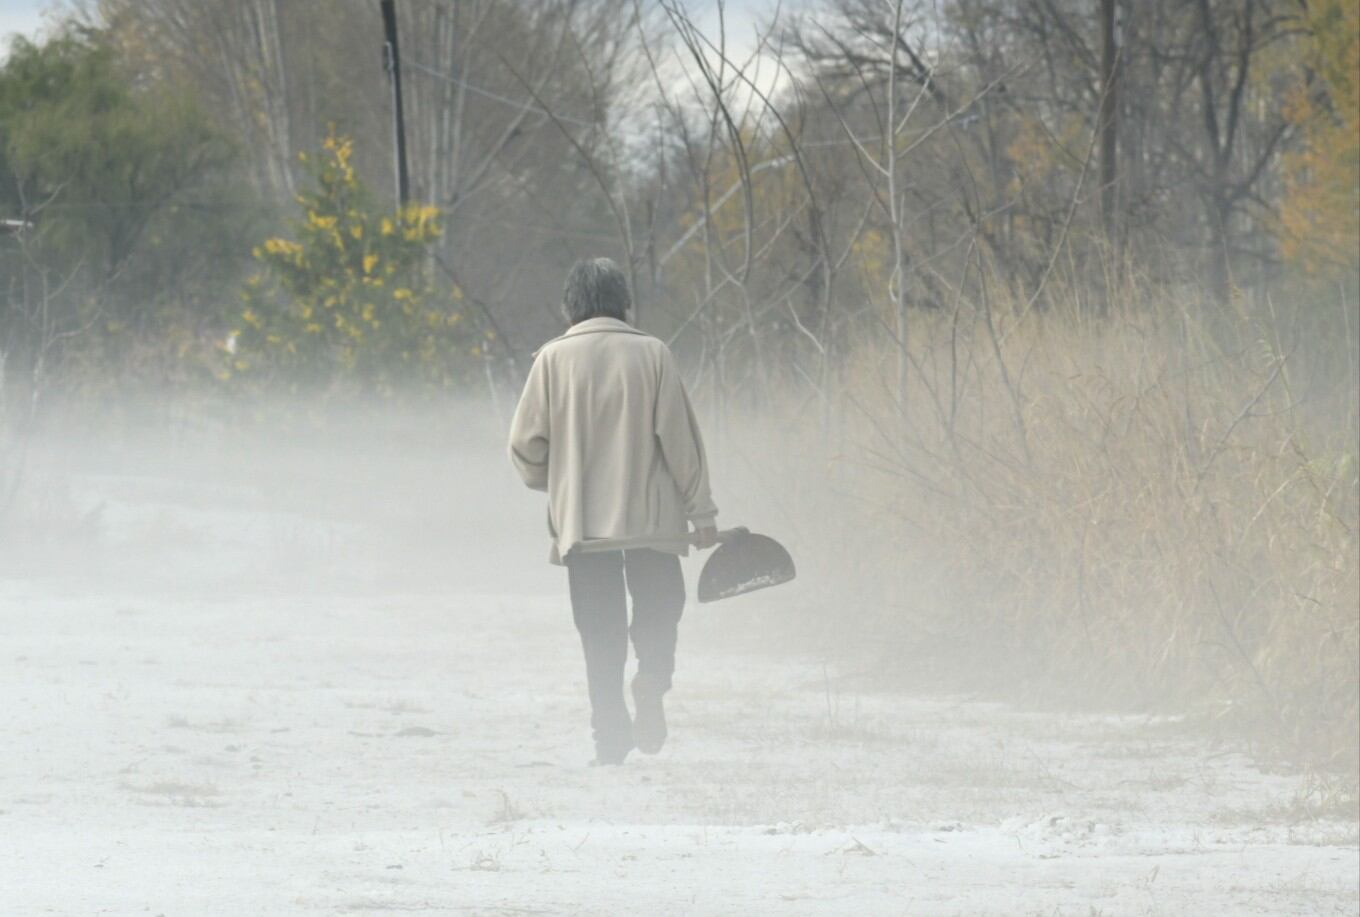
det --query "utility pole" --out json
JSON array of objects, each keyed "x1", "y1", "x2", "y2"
[
  {"x1": 381, "y1": 0, "x2": 410, "y2": 206},
  {"x1": 1098, "y1": 0, "x2": 1120, "y2": 261}
]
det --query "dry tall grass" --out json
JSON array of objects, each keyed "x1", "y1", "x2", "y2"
[{"x1": 720, "y1": 281, "x2": 1359, "y2": 776}]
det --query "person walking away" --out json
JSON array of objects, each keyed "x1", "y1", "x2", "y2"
[{"x1": 508, "y1": 258, "x2": 719, "y2": 766}]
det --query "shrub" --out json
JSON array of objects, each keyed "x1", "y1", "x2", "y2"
[
  {"x1": 721, "y1": 282, "x2": 1359, "y2": 774},
  {"x1": 231, "y1": 131, "x2": 477, "y2": 394}
]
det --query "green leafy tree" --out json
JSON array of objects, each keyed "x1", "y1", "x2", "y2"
[
  {"x1": 0, "y1": 30, "x2": 238, "y2": 277},
  {"x1": 232, "y1": 132, "x2": 477, "y2": 393},
  {"x1": 0, "y1": 27, "x2": 244, "y2": 387}
]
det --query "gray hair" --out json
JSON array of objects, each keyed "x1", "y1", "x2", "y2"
[{"x1": 562, "y1": 257, "x2": 631, "y2": 324}]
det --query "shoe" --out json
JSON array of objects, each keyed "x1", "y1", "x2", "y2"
[
  {"x1": 631, "y1": 676, "x2": 667, "y2": 755},
  {"x1": 589, "y1": 742, "x2": 632, "y2": 767}
]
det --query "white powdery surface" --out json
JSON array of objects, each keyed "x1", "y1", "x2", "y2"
[{"x1": 0, "y1": 476, "x2": 1356, "y2": 915}]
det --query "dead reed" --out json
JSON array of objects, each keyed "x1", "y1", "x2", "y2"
[{"x1": 724, "y1": 282, "x2": 1359, "y2": 776}]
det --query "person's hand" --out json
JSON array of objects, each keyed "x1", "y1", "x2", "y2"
[{"x1": 692, "y1": 524, "x2": 719, "y2": 550}]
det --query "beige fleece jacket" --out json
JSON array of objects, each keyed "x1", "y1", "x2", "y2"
[{"x1": 508, "y1": 316, "x2": 718, "y2": 565}]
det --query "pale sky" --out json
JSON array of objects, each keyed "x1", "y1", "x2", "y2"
[
  {"x1": 0, "y1": 1, "x2": 773, "y2": 43},
  {"x1": 0, "y1": 2, "x2": 779, "y2": 50},
  {"x1": 0, "y1": 1, "x2": 780, "y2": 75},
  {"x1": 0, "y1": 0, "x2": 49, "y2": 46}
]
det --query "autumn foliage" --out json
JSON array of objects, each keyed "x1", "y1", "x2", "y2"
[{"x1": 1277, "y1": 0, "x2": 1360, "y2": 280}]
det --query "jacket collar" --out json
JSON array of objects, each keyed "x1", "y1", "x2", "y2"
[
  {"x1": 536, "y1": 316, "x2": 647, "y2": 355},
  {"x1": 563, "y1": 316, "x2": 644, "y2": 337}
]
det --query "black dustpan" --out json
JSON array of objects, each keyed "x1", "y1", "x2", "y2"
[
  {"x1": 574, "y1": 527, "x2": 796, "y2": 602},
  {"x1": 696, "y1": 527, "x2": 796, "y2": 603}
]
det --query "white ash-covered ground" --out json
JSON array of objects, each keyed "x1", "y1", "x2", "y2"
[{"x1": 0, "y1": 424, "x2": 1356, "y2": 916}]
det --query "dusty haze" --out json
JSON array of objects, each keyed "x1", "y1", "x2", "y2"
[
  {"x1": 0, "y1": 393, "x2": 1356, "y2": 914},
  {"x1": 2, "y1": 0, "x2": 1358, "y2": 911}
]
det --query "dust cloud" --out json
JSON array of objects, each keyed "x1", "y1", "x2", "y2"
[{"x1": 1, "y1": 392, "x2": 1355, "y2": 914}]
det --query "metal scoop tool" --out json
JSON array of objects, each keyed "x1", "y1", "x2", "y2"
[{"x1": 576, "y1": 527, "x2": 796, "y2": 603}]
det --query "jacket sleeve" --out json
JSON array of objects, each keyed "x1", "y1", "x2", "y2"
[
  {"x1": 655, "y1": 344, "x2": 718, "y2": 524},
  {"x1": 508, "y1": 352, "x2": 550, "y2": 491}
]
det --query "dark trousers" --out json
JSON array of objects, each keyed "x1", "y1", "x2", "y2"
[{"x1": 565, "y1": 548, "x2": 685, "y2": 754}]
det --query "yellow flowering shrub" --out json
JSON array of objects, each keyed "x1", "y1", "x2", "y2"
[{"x1": 233, "y1": 130, "x2": 474, "y2": 392}]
